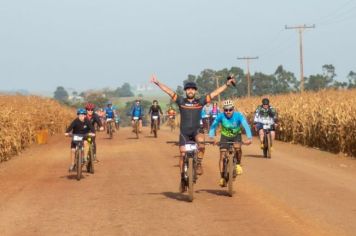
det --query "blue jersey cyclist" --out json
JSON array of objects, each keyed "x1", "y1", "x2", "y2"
[
  {"x1": 209, "y1": 99, "x2": 252, "y2": 187},
  {"x1": 104, "y1": 101, "x2": 116, "y2": 133},
  {"x1": 130, "y1": 99, "x2": 144, "y2": 133}
]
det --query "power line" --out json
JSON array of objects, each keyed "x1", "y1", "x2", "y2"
[
  {"x1": 236, "y1": 57, "x2": 259, "y2": 97},
  {"x1": 285, "y1": 24, "x2": 315, "y2": 93}
]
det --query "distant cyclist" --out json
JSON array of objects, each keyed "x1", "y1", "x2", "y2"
[
  {"x1": 151, "y1": 74, "x2": 236, "y2": 192},
  {"x1": 85, "y1": 103, "x2": 104, "y2": 161},
  {"x1": 201, "y1": 103, "x2": 213, "y2": 131},
  {"x1": 130, "y1": 99, "x2": 144, "y2": 133},
  {"x1": 105, "y1": 101, "x2": 116, "y2": 134},
  {"x1": 148, "y1": 100, "x2": 163, "y2": 133},
  {"x1": 211, "y1": 102, "x2": 220, "y2": 124},
  {"x1": 253, "y1": 98, "x2": 278, "y2": 150},
  {"x1": 65, "y1": 108, "x2": 95, "y2": 172},
  {"x1": 167, "y1": 106, "x2": 176, "y2": 119},
  {"x1": 209, "y1": 100, "x2": 252, "y2": 187}
]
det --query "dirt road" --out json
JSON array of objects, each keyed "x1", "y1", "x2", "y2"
[{"x1": 0, "y1": 127, "x2": 355, "y2": 236}]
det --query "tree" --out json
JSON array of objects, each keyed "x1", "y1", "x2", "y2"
[
  {"x1": 273, "y1": 65, "x2": 298, "y2": 93},
  {"x1": 115, "y1": 83, "x2": 134, "y2": 97},
  {"x1": 86, "y1": 93, "x2": 108, "y2": 108},
  {"x1": 305, "y1": 64, "x2": 335, "y2": 91},
  {"x1": 347, "y1": 71, "x2": 356, "y2": 89},
  {"x1": 54, "y1": 86, "x2": 69, "y2": 102}
]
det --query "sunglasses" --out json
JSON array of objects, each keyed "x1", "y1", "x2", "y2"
[
  {"x1": 86, "y1": 109, "x2": 94, "y2": 112},
  {"x1": 224, "y1": 108, "x2": 234, "y2": 112}
]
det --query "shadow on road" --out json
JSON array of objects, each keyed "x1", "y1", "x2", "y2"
[
  {"x1": 59, "y1": 174, "x2": 89, "y2": 181},
  {"x1": 148, "y1": 192, "x2": 192, "y2": 202},
  {"x1": 196, "y1": 189, "x2": 230, "y2": 197},
  {"x1": 244, "y1": 154, "x2": 265, "y2": 158}
]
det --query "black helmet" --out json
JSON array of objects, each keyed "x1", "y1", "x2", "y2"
[
  {"x1": 184, "y1": 82, "x2": 197, "y2": 90},
  {"x1": 153, "y1": 99, "x2": 158, "y2": 103},
  {"x1": 262, "y1": 98, "x2": 270, "y2": 105}
]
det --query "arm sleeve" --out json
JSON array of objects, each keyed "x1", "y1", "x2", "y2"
[
  {"x1": 148, "y1": 106, "x2": 152, "y2": 115},
  {"x1": 87, "y1": 119, "x2": 96, "y2": 133},
  {"x1": 94, "y1": 114, "x2": 103, "y2": 127},
  {"x1": 253, "y1": 107, "x2": 260, "y2": 123},
  {"x1": 240, "y1": 114, "x2": 252, "y2": 139},
  {"x1": 159, "y1": 106, "x2": 163, "y2": 114},
  {"x1": 208, "y1": 114, "x2": 221, "y2": 137},
  {"x1": 66, "y1": 120, "x2": 75, "y2": 133}
]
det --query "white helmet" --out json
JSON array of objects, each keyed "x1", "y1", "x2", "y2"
[{"x1": 222, "y1": 99, "x2": 234, "y2": 109}]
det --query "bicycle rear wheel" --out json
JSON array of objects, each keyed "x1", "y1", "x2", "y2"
[{"x1": 188, "y1": 158, "x2": 194, "y2": 202}]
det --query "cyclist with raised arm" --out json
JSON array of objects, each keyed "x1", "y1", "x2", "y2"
[
  {"x1": 130, "y1": 99, "x2": 144, "y2": 133},
  {"x1": 65, "y1": 108, "x2": 95, "y2": 172},
  {"x1": 253, "y1": 98, "x2": 278, "y2": 150},
  {"x1": 209, "y1": 100, "x2": 252, "y2": 187},
  {"x1": 85, "y1": 103, "x2": 104, "y2": 162},
  {"x1": 105, "y1": 101, "x2": 116, "y2": 134},
  {"x1": 148, "y1": 100, "x2": 163, "y2": 133},
  {"x1": 151, "y1": 74, "x2": 236, "y2": 192}
]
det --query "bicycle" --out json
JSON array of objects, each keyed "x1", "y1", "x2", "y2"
[
  {"x1": 133, "y1": 117, "x2": 139, "y2": 139},
  {"x1": 167, "y1": 140, "x2": 213, "y2": 202},
  {"x1": 260, "y1": 118, "x2": 274, "y2": 159},
  {"x1": 152, "y1": 115, "x2": 159, "y2": 138},
  {"x1": 68, "y1": 133, "x2": 95, "y2": 180},
  {"x1": 168, "y1": 116, "x2": 175, "y2": 132},
  {"x1": 216, "y1": 141, "x2": 245, "y2": 196},
  {"x1": 106, "y1": 118, "x2": 114, "y2": 139}
]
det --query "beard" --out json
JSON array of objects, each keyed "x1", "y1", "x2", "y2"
[{"x1": 186, "y1": 92, "x2": 195, "y2": 99}]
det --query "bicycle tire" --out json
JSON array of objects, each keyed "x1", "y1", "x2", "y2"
[
  {"x1": 267, "y1": 132, "x2": 272, "y2": 159},
  {"x1": 263, "y1": 133, "x2": 268, "y2": 158},
  {"x1": 153, "y1": 120, "x2": 158, "y2": 138},
  {"x1": 135, "y1": 121, "x2": 139, "y2": 139},
  {"x1": 228, "y1": 153, "x2": 234, "y2": 197},
  {"x1": 109, "y1": 123, "x2": 113, "y2": 139},
  {"x1": 76, "y1": 149, "x2": 82, "y2": 181},
  {"x1": 188, "y1": 157, "x2": 194, "y2": 202},
  {"x1": 88, "y1": 144, "x2": 94, "y2": 174}
]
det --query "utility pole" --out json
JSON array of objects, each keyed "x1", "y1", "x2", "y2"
[
  {"x1": 214, "y1": 76, "x2": 221, "y2": 104},
  {"x1": 285, "y1": 24, "x2": 315, "y2": 92},
  {"x1": 237, "y1": 57, "x2": 259, "y2": 97}
]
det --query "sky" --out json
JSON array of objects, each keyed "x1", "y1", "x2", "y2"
[{"x1": 0, "y1": 0, "x2": 355, "y2": 94}]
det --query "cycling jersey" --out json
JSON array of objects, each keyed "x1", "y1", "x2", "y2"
[
  {"x1": 212, "y1": 106, "x2": 219, "y2": 117},
  {"x1": 149, "y1": 105, "x2": 163, "y2": 116},
  {"x1": 253, "y1": 105, "x2": 278, "y2": 124},
  {"x1": 86, "y1": 113, "x2": 102, "y2": 128},
  {"x1": 66, "y1": 118, "x2": 95, "y2": 134},
  {"x1": 201, "y1": 104, "x2": 213, "y2": 118},
  {"x1": 131, "y1": 104, "x2": 144, "y2": 118},
  {"x1": 209, "y1": 112, "x2": 252, "y2": 139},
  {"x1": 171, "y1": 93, "x2": 211, "y2": 134},
  {"x1": 105, "y1": 107, "x2": 115, "y2": 119}
]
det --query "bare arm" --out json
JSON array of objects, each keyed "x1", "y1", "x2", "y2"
[
  {"x1": 150, "y1": 74, "x2": 175, "y2": 98},
  {"x1": 209, "y1": 76, "x2": 236, "y2": 99}
]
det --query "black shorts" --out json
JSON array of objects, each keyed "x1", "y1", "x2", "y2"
[
  {"x1": 179, "y1": 129, "x2": 201, "y2": 146},
  {"x1": 219, "y1": 134, "x2": 242, "y2": 150}
]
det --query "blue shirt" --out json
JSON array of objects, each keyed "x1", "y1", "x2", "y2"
[
  {"x1": 209, "y1": 111, "x2": 252, "y2": 139},
  {"x1": 131, "y1": 104, "x2": 143, "y2": 118},
  {"x1": 105, "y1": 107, "x2": 115, "y2": 119}
]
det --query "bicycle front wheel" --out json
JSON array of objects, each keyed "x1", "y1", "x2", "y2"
[
  {"x1": 76, "y1": 149, "x2": 82, "y2": 181},
  {"x1": 227, "y1": 154, "x2": 234, "y2": 197},
  {"x1": 188, "y1": 158, "x2": 194, "y2": 202}
]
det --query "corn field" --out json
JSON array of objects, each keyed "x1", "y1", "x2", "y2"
[
  {"x1": 0, "y1": 95, "x2": 73, "y2": 162},
  {"x1": 234, "y1": 89, "x2": 356, "y2": 157}
]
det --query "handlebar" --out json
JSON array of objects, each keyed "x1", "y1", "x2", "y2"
[{"x1": 166, "y1": 141, "x2": 215, "y2": 145}]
